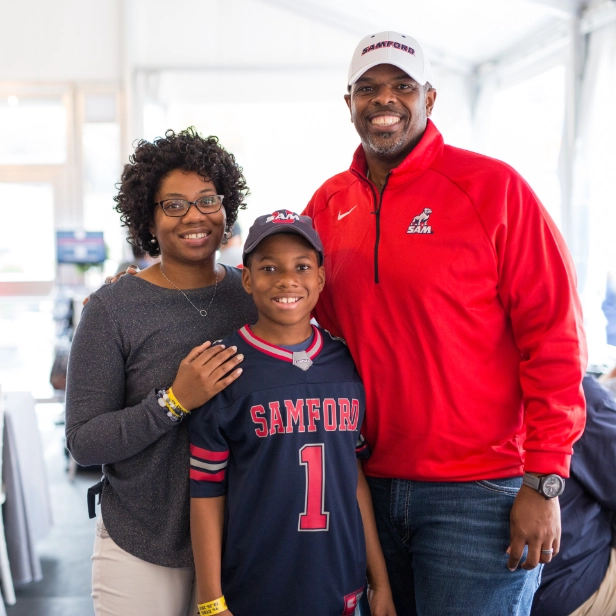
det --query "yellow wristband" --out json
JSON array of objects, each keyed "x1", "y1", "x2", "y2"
[
  {"x1": 167, "y1": 387, "x2": 189, "y2": 414},
  {"x1": 198, "y1": 596, "x2": 227, "y2": 615}
]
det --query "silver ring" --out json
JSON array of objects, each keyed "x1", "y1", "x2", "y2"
[
  {"x1": 104, "y1": 276, "x2": 114, "y2": 284},
  {"x1": 541, "y1": 549, "x2": 554, "y2": 554}
]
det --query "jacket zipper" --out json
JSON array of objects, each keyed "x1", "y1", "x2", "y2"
[{"x1": 369, "y1": 173, "x2": 391, "y2": 284}]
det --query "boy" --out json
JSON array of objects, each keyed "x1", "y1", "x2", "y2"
[{"x1": 188, "y1": 210, "x2": 395, "y2": 616}]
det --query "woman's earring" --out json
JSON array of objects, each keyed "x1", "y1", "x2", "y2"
[
  {"x1": 150, "y1": 236, "x2": 157, "y2": 244},
  {"x1": 223, "y1": 230, "x2": 232, "y2": 240}
]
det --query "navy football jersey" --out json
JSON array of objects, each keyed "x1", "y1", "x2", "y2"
[{"x1": 188, "y1": 325, "x2": 369, "y2": 616}]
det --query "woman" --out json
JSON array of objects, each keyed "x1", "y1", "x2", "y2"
[{"x1": 65, "y1": 128, "x2": 257, "y2": 616}]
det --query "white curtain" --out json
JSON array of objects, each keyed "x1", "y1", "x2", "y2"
[
  {"x1": 574, "y1": 22, "x2": 616, "y2": 365},
  {"x1": 471, "y1": 61, "x2": 566, "y2": 227}
]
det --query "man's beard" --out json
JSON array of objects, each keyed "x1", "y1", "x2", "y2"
[{"x1": 362, "y1": 131, "x2": 407, "y2": 157}]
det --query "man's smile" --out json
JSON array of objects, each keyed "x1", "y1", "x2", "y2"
[{"x1": 370, "y1": 115, "x2": 401, "y2": 127}]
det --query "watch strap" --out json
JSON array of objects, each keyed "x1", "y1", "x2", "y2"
[
  {"x1": 523, "y1": 473, "x2": 565, "y2": 498},
  {"x1": 522, "y1": 473, "x2": 541, "y2": 491}
]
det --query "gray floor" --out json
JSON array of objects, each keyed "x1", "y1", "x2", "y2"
[{"x1": 5, "y1": 404, "x2": 99, "y2": 616}]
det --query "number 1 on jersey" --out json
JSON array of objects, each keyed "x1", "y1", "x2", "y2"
[{"x1": 298, "y1": 444, "x2": 330, "y2": 531}]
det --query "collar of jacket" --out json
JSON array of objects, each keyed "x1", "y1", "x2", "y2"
[{"x1": 349, "y1": 119, "x2": 445, "y2": 189}]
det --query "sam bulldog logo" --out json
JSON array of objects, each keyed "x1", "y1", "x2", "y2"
[{"x1": 407, "y1": 208, "x2": 434, "y2": 234}]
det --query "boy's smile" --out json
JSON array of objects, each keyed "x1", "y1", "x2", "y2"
[
  {"x1": 242, "y1": 233, "x2": 325, "y2": 346},
  {"x1": 273, "y1": 295, "x2": 301, "y2": 307}
]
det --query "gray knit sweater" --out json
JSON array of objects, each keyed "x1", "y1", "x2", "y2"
[{"x1": 65, "y1": 266, "x2": 257, "y2": 567}]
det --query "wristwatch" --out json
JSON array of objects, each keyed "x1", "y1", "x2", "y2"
[{"x1": 522, "y1": 473, "x2": 565, "y2": 499}]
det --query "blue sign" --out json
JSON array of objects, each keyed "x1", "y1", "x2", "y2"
[{"x1": 57, "y1": 231, "x2": 106, "y2": 264}]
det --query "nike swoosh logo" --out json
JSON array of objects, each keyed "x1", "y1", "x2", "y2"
[{"x1": 338, "y1": 206, "x2": 357, "y2": 221}]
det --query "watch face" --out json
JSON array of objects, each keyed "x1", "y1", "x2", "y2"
[{"x1": 542, "y1": 475, "x2": 564, "y2": 498}]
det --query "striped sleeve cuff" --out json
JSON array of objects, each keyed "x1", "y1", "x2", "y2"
[
  {"x1": 355, "y1": 434, "x2": 371, "y2": 459},
  {"x1": 189, "y1": 443, "x2": 229, "y2": 494}
]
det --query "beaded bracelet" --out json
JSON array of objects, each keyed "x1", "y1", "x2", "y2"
[
  {"x1": 155, "y1": 385, "x2": 192, "y2": 422},
  {"x1": 198, "y1": 596, "x2": 227, "y2": 615},
  {"x1": 161, "y1": 388, "x2": 188, "y2": 416},
  {"x1": 156, "y1": 389, "x2": 183, "y2": 422},
  {"x1": 161, "y1": 390, "x2": 181, "y2": 412}
]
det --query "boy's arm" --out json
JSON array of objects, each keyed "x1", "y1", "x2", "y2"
[
  {"x1": 190, "y1": 496, "x2": 233, "y2": 616},
  {"x1": 356, "y1": 460, "x2": 397, "y2": 616}
]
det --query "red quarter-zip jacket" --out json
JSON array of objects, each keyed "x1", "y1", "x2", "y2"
[{"x1": 304, "y1": 120, "x2": 587, "y2": 481}]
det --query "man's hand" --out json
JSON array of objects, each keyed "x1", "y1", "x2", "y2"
[
  {"x1": 171, "y1": 342, "x2": 244, "y2": 410},
  {"x1": 83, "y1": 264, "x2": 140, "y2": 306},
  {"x1": 508, "y1": 484, "x2": 561, "y2": 571},
  {"x1": 104, "y1": 263, "x2": 140, "y2": 285}
]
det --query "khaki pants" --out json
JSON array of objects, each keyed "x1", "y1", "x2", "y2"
[
  {"x1": 92, "y1": 516, "x2": 196, "y2": 616},
  {"x1": 569, "y1": 548, "x2": 616, "y2": 616}
]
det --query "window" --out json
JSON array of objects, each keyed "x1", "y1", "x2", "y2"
[
  {"x1": 0, "y1": 182, "x2": 55, "y2": 281},
  {"x1": 480, "y1": 65, "x2": 565, "y2": 227},
  {"x1": 0, "y1": 96, "x2": 67, "y2": 164}
]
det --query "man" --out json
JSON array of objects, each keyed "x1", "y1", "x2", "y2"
[
  {"x1": 304, "y1": 31, "x2": 587, "y2": 615},
  {"x1": 532, "y1": 375, "x2": 616, "y2": 616}
]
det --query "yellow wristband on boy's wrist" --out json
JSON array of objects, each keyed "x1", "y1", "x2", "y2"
[{"x1": 197, "y1": 596, "x2": 227, "y2": 615}]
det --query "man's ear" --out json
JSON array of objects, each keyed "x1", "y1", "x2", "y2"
[
  {"x1": 241, "y1": 265, "x2": 253, "y2": 295},
  {"x1": 425, "y1": 88, "x2": 437, "y2": 118},
  {"x1": 318, "y1": 265, "x2": 326, "y2": 292},
  {"x1": 344, "y1": 93, "x2": 352, "y2": 120}
]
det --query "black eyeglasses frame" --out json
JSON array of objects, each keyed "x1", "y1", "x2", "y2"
[{"x1": 155, "y1": 195, "x2": 225, "y2": 217}]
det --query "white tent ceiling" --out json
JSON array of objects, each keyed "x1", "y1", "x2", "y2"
[
  {"x1": 124, "y1": 0, "x2": 615, "y2": 86},
  {"x1": 262, "y1": 0, "x2": 565, "y2": 71},
  {"x1": 259, "y1": 0, "x2": 589, "y2": 72},
  {"x1": 2, "y1": 0, "x2": 614, "y2": 83}
]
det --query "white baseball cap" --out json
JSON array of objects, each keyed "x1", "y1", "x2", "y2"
[{"x1": 348, "y1": 31, "x2": 435, "y2": 87}]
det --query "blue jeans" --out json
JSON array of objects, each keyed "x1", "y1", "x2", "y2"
[{"x1": 362, "y1": 476, "x2": 541, "y2": 616}]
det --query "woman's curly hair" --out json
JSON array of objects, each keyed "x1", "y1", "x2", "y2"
[{"x1": 114, "y1": 127, "x2": 249, "y2": 258}]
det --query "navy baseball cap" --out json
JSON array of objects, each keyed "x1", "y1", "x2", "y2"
[{"x1": 242, "y1": 210, "x2": 324, "y2": 265}]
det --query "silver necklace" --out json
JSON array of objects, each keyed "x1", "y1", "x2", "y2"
[{"x1": 159, "y1": 263, "x2": 218, "y2": 317}]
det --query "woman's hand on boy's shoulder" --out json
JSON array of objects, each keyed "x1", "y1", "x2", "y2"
[{"x1": 172, "y1": 342, "x2": 244, "y2": 411}]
